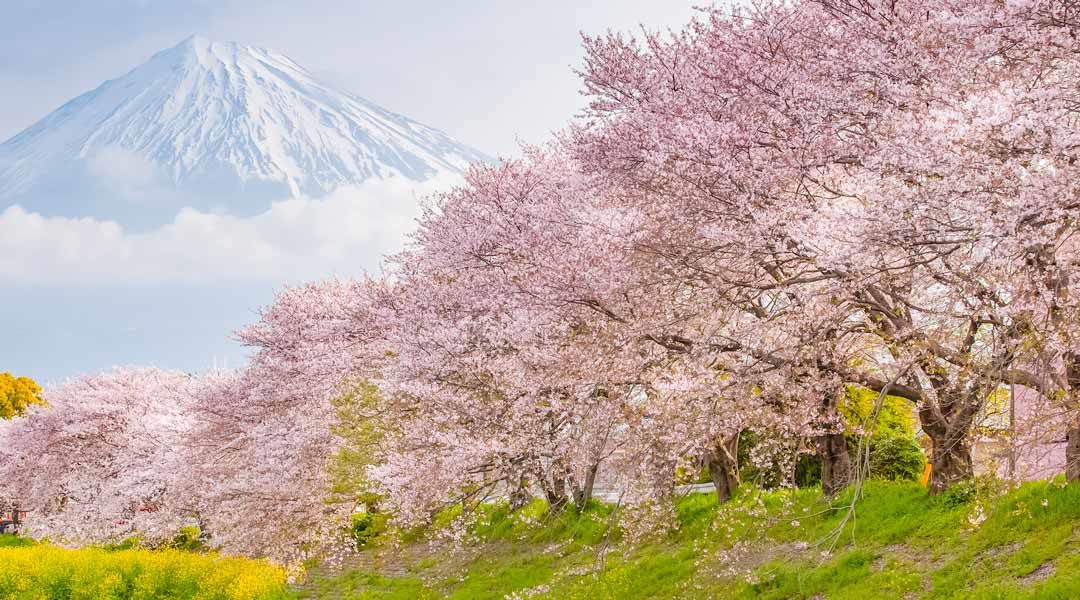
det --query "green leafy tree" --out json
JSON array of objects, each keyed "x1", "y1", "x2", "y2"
[
  {"x1": 329, "y1": 381, "x2": 387, "y2": 500},
  {"x1": 329, "y1": 381, "x2": 392, "y2": 546},
  {"x1": 839, "y1": 386, "x2": 927, "y2": 481}
]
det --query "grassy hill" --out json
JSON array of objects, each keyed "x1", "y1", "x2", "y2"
[
  {"x1": 2, "y1": 478, "x2": 1076, "y2": 599},
  {"x1": 296, "y1": 478, "x2": 1080, "y2": 599}
]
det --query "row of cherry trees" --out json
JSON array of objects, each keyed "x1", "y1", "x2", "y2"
[
  {"x1": 0, "y1": 283, "x2": 382, "y2": 562},
  {"x1": 3, "y1": 0, "x2": 1080, "y2": 562},
  {"x1": 367, "y1": 0, "x2": 1080, "y2": 510}
]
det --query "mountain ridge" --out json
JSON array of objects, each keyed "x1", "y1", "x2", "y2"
[{"x1": 0, "y1": 35, "x2": 489, "y2": 225}]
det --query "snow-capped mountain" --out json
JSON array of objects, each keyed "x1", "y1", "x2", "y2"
[{"x1": 0, "y1": 35, "x2": 489, "y2": 226}]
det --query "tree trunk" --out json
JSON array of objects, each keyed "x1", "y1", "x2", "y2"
[
  {"x1": 705, "y1": 432, "x2": 741, "y2": 503},
  {"x1": 1067, "y1": 426, "x2": 1080, "y2": 483},
  {"x1": 928, "y1": 434, "x2": 973, "y2": 493},
  {"x1": 1065, "y1": 354, "x2": 1080, "y2": 483},
  {"x1": 922, "y1": 415, "x2": 975, "y2": 494},
  {"x1": 545, "y1": 488, "x2": 568, "y2": 512},
  {"x1": 814, "y1": 390, "x2": 853, "y2": 496},
  {"x1": 920, "y1": 393, "x2": 978, "y2": 494},
  {"x1": 571, "y1": 462, "x2": 599, "y2": 508},
  {"x1": 540, "y1": 471, "x2": 568, "y2": 512},
  {"x1": 817, "y1": 432, "x2": 853, "y2": 497},
  {"x1": 509, "y1": 472, "x2": 532, "y2": 511}
]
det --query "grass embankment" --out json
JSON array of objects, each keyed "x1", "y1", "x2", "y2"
[
  {"x1": 297, "y1": 478, "x2": 1080, "y2": 599},
  {"x1": 0, "y1": 535, "x2": 289, "y2": 600}
]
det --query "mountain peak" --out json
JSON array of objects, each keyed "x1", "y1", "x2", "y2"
[
  {"x1": 0, "y1": 37, "x2": 489, "y2": 226},
  {"x1": 178, "y1": 34, "x2": 224, "y2": 58},
  {"x1": 160, "y1": 35, "x2": 270, "y2": 66},
  {"x1": 177, "y1": 33, "x2": 209, "y2": 47},
  {"x1": 181, "y1": 33, "x2": 210, "y2": 45},
  {"x1": 142, "y1": 36, "x2": 299, "y2": 87}
]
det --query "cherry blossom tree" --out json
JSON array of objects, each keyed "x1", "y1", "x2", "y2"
[
  {"x1": 571, "y1": 0, "x2": 1080, "y2": 491},
  {"x1": 177, "y1": 279, "x2": 389, "y2": 563},
  {"x1": 368, "y1": 147, "x2": 827, "y2": 514},
  {"x1": 0, "y1": 367, "x2": 196, "y2": 545}
]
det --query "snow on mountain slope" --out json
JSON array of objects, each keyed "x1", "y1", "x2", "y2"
[{"x1": 0, "y1": 35, "x2": 489, "y2": 224}]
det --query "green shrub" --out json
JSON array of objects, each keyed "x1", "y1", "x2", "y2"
[
  {"x1": 349, "y1": 509, "x2": 388, "y2": 549},
  {"x1": 0, "y1": 533, "x2": 33, "y2": 547},
  {"x1": 937, "y1": 474, "x2": 1008, "y2": 509},
  {"x1": 166, "y1": 525, "x2": 207, "y2": 552},
  {"x1": 738, "y1": 388, "x2": 929, "y2": 492},
  {"x1": 99, "y1": 536, "x2": 143, "y2": 551},
  {"x1": 794, "y1": 452, "x2": 823, "y2": 488},
  {"x1": 867, "y1": 434, "x2": 926, "y2": 481},
  {"x1": 840, "y1": 385, "x2": 928, "y2": 483}
]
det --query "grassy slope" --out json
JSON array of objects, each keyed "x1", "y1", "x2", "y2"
[{"x1": 296, "y1": 478, "x2": 1080, "y2": 599}]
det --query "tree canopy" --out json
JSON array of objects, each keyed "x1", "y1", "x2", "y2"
[{"x1": 0, "y1": 373, "x2": 45, "y2": 419}]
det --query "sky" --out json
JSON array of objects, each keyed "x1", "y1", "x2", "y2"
[
  {"x1": 1, "y1": 0, "x2": 701, "y2": 155},
  {"x1": 1, "y1": 0, "x2": 703, "y2": 382}
]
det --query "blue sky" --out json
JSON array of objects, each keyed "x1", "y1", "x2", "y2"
[
  {"x1": 1, "y1": 0, "x2": 701, "y2": 382},
  {"x1": 1, "y1": 0, "x2": 700, "y2": 154}
]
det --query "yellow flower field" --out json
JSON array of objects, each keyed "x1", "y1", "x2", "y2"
[{"x1": 0, "y1": 542, "x2": 289, "y2": 600}]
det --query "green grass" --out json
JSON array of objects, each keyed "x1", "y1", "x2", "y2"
[
  {"x1": 0, "y1": 533, "x2": 34, "y2": 547},
  {"x1": 0, "y1": 534, "x2": 289, "y2": 600},
  {"x1": 9, "y1": 479, "x2": 1068, "y2": 599},
  {"x1": 296, "y1": 478, "x2": 1080, "y2": 599}
]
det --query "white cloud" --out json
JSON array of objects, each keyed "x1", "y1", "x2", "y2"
[{"x1": 0, "y1": 174, "x2": 457, "y2": 284}]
